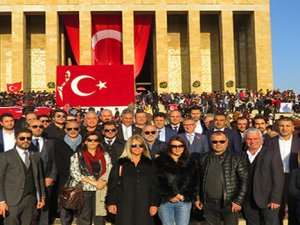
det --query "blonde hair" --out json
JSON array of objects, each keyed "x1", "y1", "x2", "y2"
[{"x1": 120, "y1": 134, "x2": 151, "y2": 160}]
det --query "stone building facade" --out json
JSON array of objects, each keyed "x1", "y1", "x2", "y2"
[{"x1": 0, "y1": 0, "x2": 273, "y2": 93}]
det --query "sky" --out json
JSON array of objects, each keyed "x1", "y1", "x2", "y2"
[{"x1": 270, "y1": 1, "x2": 300, "y2": 93}]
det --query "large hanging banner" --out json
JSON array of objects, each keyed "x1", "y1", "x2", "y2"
[{"x1": 56, "y1": 65, "x2": 134, "y2": 107}]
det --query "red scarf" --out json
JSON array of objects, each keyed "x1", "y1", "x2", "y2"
[{"x1": 82, "y1": 147, "x2": 106, "y2": 178}]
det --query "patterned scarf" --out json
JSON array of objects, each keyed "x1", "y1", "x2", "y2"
[{"x1": 64, "y1": 134, "x2": 82, "y2": 151}]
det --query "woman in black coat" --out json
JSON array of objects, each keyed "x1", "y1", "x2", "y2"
[
  {"x1": 107, "y1": 134, "x2": 160, "y2": 225},
  {"x1": 155, "y1": 135, "x2": 198, "y2": 225}
]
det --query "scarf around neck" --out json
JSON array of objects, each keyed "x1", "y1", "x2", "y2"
[
  {"x1": 82, "y1": 147, "x2": 106, "y2": 178},
  {"x1": 64, "y1": 134, "x2": 82, "y2": 151}
]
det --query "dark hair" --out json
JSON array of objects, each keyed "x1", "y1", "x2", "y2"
[
  {"x1": 210, "y1": 131, "x2": 229, "y2": 141},
  {"x1": 277, "y1": 116, "x2": 294, "y2": 124},
  {"x1": 37, "y1": 114, "x2": 49, "y2": 119},
  {"x1": 166, "y1": 135, "x2": 189, "y2": 157},
  {"x1": 51, "y1": 109, "x2": 67, "y2": 119},
  {"x1": 236, "y1": 117, "x2": 249, "y2": 123},
  {"x1": 15, "y1": 128, "x2": 32, "y2": 138},
  {"x1": 153, "y1": 112, "x2": 167, "y2": 120},
  {"x1": 103, "y1": 121, "x2": 117, "y2": 128},
  {"x1": 81, "y1": 131, "x2": 103, "y2": 151},
  {"x1": 252, "y1": 115, "x2": 268, "y2": 126},
  {"x1": 0, "y1": 113, "x2": 14, "y2": 122},
  {"x1": 214, "y1": 112, "x2": 227, "y2": 119},
  {"x1": 190, "y1": 106, "x2": 201, "y2": 112}
]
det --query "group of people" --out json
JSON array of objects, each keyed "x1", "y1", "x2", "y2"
[{"x1": 0, "y1": 104, "x2": 299, "y2": 225}]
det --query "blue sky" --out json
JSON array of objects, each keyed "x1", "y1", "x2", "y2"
[{"x1": 270, "y1": 1, "x2": 300, "y2": 93}]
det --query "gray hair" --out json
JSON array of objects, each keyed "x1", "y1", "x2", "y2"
[{"x1": 244, "y1": 128, "x2": 262, "y2": 138}]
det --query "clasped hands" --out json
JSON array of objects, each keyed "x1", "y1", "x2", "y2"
[{"x1": 170, "y1": 194, "x2": 184, "y2": 203}]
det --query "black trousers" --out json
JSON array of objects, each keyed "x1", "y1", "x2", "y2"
[
  {"x1": 203, "y1": 199, "x2": 238, "y2": 225},
  {"x1": 77, "y1": 191, "x2": 105, "y2": 225},
  {"x1": 31, "y1": 186, "x2": 52, "y2": 225}
]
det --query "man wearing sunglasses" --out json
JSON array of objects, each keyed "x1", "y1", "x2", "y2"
[
  {"x1": 28, "y1": 119, "x2": 57, "y2": 225},
  {"x1": 0, "y1": 128, "x2": 45, "y2": 225},
  {"x1": 101, "y1": 121, "x2": 125, "y2": 164},
  {"x1": 142, "y1": 125, "x2": 166, "y2": 159},
  {"x1": 43, "y1": 109, "x2": 67, "y2": 140},
  {"x1": 195, "y1": 131, "x2": 248, "y2": 225}
]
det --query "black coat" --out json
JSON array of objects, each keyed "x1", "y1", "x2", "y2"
[
  {"x1": 289, "y1": 168, "x2": 300, "y2": 218},
  {"x1": 107, "y1": 156, "x2": 160, "y2": 225},
  {"x1": 155, "y1": 153, "x2": 198, "y2": 203}
]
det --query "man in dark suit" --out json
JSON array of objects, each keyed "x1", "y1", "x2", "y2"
[
  {"x1": 243, "y1": 128, "x2": 284, "y2": 225},
  {"x1": 153, "y1": 112, "x2": 177, "y2": 143},
  {"x1": 0, "y1": 128, "x2": 45, "y2": 225},
  {"x1": 116, "y1": 109, "x2": 142, "y2": 141},
  {"x1": 179, "y1": 118, "x2": 209, "y2": 160},
  {"x1": 269, "y1": 117, "x2": 300, "y2": 225},
  {"x1": 204, "y1": 113, "x2": 241, "y2": 154},
  {"x1": 0, "y1": 113, "x2": 16, "y2": 153},
  {"x1": 43, "y1": 109, "x2": 67, "y2": 140},
  {"x1": 101, "y1": 121, "x2": 125, "y2": 164},
  {"x1": 236, "y1": 117, "x2": 249, "y2": 153},
  {"x1": 142, "y1": 125, "x2": 166, "y2": 159},
  {"x1": 190, "y1": 106, "x2": 207, "y2": 134},
  {"x1": 166, "y1": 110, "x2": 185, "y2": 134},
  {"x1": 28, "y1": 119, "x2": 57, "y2": 225},
  {"x1": 252, "y1": 115, "x2": 272, "y2": 146}
]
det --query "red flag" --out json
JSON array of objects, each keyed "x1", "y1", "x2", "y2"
[
  {"x1": 134, "y1": 15, "x2": 152, "y2": 78},
  {"x1": 92, "y1": 14, "x2": 122, "y2": 65},
  {"x1": 6, "y1": 82, "x2": 22, "y2": 93},
  {"x1": 56, "y1": 65, "x2": 134, "y2": 107},
  {"x1": 63, "y1": 15, "x2": 80, "y2": 65}
]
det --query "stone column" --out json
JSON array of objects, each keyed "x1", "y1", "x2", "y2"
[
  {"x1": 79, "y1": 10, "x2": 91, "y2": 64},
  {"x1": 188, "y1": 10, "x2": 202, "y2": 93},
  {"x1": 254, "y1": 10, "x2": 273, "y2": 91},
  {"x1": 220, "y1": 10, "x2": 235, "y2": 92},
  {"x1": 155, "y1": 10, "x2": 168, "y2": 93},
  {"x1": 122, "y1": 10, "x2": 134, "y2": 65},
  {"x1": 11, "y1": 11, "x2": 25, "y2": 85},
  {"x1": 46, "y1": 11, "x2": 58, "y2": 90}
]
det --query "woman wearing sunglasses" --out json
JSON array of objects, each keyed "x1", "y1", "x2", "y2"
[
  {"x1": 69, "y1": 131, "x2": 112, "y2": 225},
  {"x1": 155, "y1": 135, "x2": 198, "y2": 225},
  {"x1": 107, "y1": 134, "x2": 160, "y2": 225}
]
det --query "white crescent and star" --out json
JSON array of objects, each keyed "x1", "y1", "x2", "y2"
[
  {"x1": 8, "y1": 86, "x2": 17, "y2": 92},
  {"x1": 70, "y1": 75, "x2": 107, "y2": 97},
  {"x1": 91, "y1": 29, "x2": 122, "y2": 49}
]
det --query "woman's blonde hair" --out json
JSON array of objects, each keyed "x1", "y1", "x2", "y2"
[{"x1": 120, "y1": 134, "x2": 151, "y2": 160}]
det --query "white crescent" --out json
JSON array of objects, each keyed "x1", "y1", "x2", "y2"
[
  {"x1": 92, "y1": 29, "x2": 122, "y2": 49},
  {"x1": 71, "y1": 75, "x2": 96, "y2": 97},
  {"x1": 8, "y1": 85, "x2": 16, "y2": 92}
]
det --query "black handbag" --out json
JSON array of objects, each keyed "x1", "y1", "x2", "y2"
[{"x1": 59, "y1": 182, "x2": 84, "y2": 210}]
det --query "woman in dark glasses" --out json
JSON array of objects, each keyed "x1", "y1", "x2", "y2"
[
  {"x1": 69, "y1": 131, "x2": 112, "y2": 225},
  {"x1": 107, "y1": 134, "x2": 160, "y2": 225},
  {"x1": 155, "y1": 135, "x2": 198, "y2": 225}
]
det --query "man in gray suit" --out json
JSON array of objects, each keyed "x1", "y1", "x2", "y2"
[
  {"x1": 179, "y1": 117, "x2": 209, "y2": 160},
  {"x1": 28, "y1": 119, "x2": 57, "y2": 225},
  {"x1": 0, "y1": 128, "x2": 45, "y2": 225}
]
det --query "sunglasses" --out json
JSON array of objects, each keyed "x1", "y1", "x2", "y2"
[
  {"x1": 104, "y1": 128, "x2": 117, "y2": 132},
  {"x1": 144, "y1": 131, "x2": 156, "y2": 135},
  {"x1": 30, "y1": 125, "x2": 44, "y2": 129},
  {"x1": 18, "y1": 137, "x2": 32, "y2": 141},
  {"x1": 66, "y1": 127, "x2": 80, "y2": 131},
  {"x1": 211, "y1": 140, "x2": 226, "y2": 144},
  {"x1": 55, "y1": 114, "x2": 66, "y2": 118},
  {"x1": 87, "y1": 138, "x2": 100, "y2": 143},
  {"x1": 171, "y1": 144, "x2": 185, "y2": 149},
  {"x1": 131, "y1": 144, "x2": 145, "y2": 148},
  {"x1": 41, "y1": 120, "x2": 50, "y2": 123}
]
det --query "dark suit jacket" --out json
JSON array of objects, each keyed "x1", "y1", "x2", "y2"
[
  {"x1": 29, "y1": 138, "x2": 57, "y2": 180},
  {"x1": 245, "y1": 146, "x2": 284, "y2": 208},
  {"x1": 158, "y1": 126, "x2": 177, "y2": 143},
  {"x1": 166, "y1": 123, "x2": 185, "y2": 134},
  {"x1": 204, "y1": 128, "x2": 241, "y2": 154},
  {"x1": 148, "y1": 140, "x2": 167, "y2": 159},
  {"x1": 179, "y1": 133, "x2": 209, "y2": 160},
  {"x1": 0, "y1": 148, "x2": 46, "y2": 206},
  {"x1": 269, "y1": 135, "x2": 300, "y2": 172},
  {"x1": 116, "y1": 125, "x2": 142, "y2": 141},
  {"x1": 102, "y1": 137, "x2": 126, "y2": 165}
]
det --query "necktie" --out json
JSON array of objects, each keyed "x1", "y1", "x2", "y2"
[
  {"x1": 188, "y1": 134, "x2": 193, "y2": 145},
  {"x1": 173, "y1": 126, "x2": 178, "y2": 132},
  {"x1": 107, "y1": 140, "x2": 112, "y2": 146},
  {"x1": 24, "y1": 151, "x2": 30, "y2": 169},
  {"x1": 34, "y1": 139, "x2": 40, "y2": 151},
  {"x1": 157, "y1": 130, "x2": 161, "y2": 140}
]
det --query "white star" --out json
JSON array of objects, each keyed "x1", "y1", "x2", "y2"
[{"x1": 96, "y1": 81, "x2": 107, "y2": 90}]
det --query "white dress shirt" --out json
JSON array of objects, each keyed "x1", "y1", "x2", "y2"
[
  {"x1": 122, "y1": 124, "x2": 132, "y2": 141},
  {"x1": 279, "y1": 135, "x2": 292, "y2": 173},
  {"x1": 247, "y1": 146, "x2": 263, "y2": 163},
  {"x1": 3, "y1": 130, "x2": 15, "y2": 152},
  {"x1": 195, "y1": 121, "x2": 203, "y2": 134}
]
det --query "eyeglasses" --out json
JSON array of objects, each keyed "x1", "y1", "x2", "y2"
[
  {"x1": 18, "y1": 137, "x2": 32, "y2": 141},
  {"x1": 41, "y1": 120, "x2": 50, "y2": 123},
  {"x1": 131, "y1": 144, "x2": 145, "y2": 148},
  {"x1": 55, "y1": 114, "x2": 66, "y2": 118},
  {"x1": 211, "y1": 140, "x2": 226, "y2": 144},
  {"x1": 171, "y1": 144, "x2": 185, "y2": 149},
  {"x1": 30, "y1": 125, "x2": 44, "y2": 129},
  {"x1": 104, "y1": 128, "x2": 117, "y2": 133},
  {"x1": 87, "y1": 138, "x2": 100, "y2": 143},
  {"x1": 66, "y1": 127, "x2": 80, "y2": 131},
  {"x1": 144, "y1": 131, "x2": 156, "y2": 135}
]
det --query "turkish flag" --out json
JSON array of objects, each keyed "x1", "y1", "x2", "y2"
[
  {"x1": 56, "y1": 65, "x2": 134, "y2": 107},
  {"x1": 6, "y1": 82, "x2": 22, "y2": 93},
  {"x1": 92, "y1": 14, "x2": 122, "y2": 65}
]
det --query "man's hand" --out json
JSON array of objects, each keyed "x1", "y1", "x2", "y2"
[
  {"x1": 45, "y1": 178, "x2": 54, "y2": 187},
  {"x1": 268, "y1": 202, "x2": 280, "y2": 210},
  {"x1": 170, "y1": 194, "x2": 184, "y2": 203},
  {"x1": 149, "y1": 206, "x2": 158, "y2": 216},
  {"x1": 231, "y1": 202, "x2": 242, "y2": 213},
  {"x1": 0, "y1": 202, "x2": 8, "y2": 218},
  {"x1": 108, "y1": 205, "x2": 117, "y2": 214},
  {"x1": 95, "y1": 180, "x2": 107, "y2": 190},
  {"x1": 36, "y1": 198, "x2": 45, "y2": 209},
  {"x1": 194, "y1": 200, "x2": 203, "y2": 210}
]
